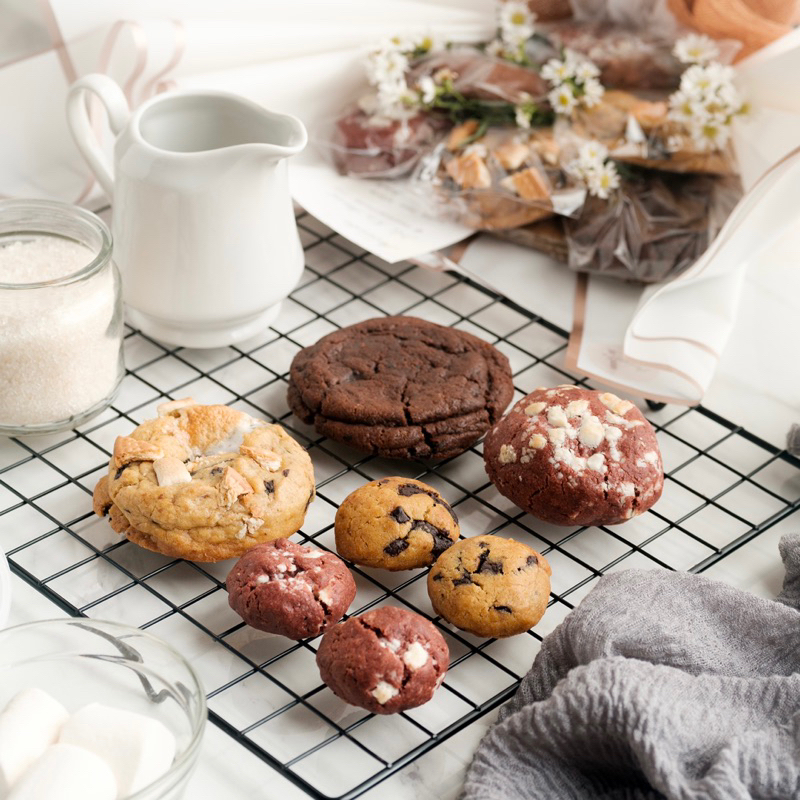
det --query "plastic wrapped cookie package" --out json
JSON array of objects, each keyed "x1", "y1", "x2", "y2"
[
  {"x1": 326, "y1": 104, "x2": 449, "y2": 180},
  {"x1": 413, "y1": 122, "x2": 586, "y2": 231},
  {"x1": 496, "y1": 168, "x2": 742, "y2": 283}
]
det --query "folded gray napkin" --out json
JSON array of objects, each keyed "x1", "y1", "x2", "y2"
[{"x1": 462, "y1": 533, "x2": 800, "y2": 800}]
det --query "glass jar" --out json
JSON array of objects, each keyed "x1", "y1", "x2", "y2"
[{"x1": 0, "y1": 199, "x2": 124, "y2": 435}]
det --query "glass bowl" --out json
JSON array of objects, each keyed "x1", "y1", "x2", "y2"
[{"x1": 0, "y1": 618, "x2": 206, "y2": 799}]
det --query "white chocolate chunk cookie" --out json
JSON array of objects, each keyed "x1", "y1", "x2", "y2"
[
  {"x1": 484, "y1": 387, "x2": 663, "y2": 526},
  {"x1": 94, "y1": 404, "x2": 315, "y2": 561}
]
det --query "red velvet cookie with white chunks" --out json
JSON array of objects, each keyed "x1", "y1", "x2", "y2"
[
  {"x1": 316, "y1": 606, "x2": 449, "y2": 714},
  {"x1": 483, "y1": 386, "x2": 663, "y2": 526},
  {"x1": 227, "y1": 539, "x2": 355, "y2": 639},
  {"x1": 94, "y1": 401, "x2": 315, "y2": 561}
]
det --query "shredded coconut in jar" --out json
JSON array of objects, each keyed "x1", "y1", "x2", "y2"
[{"x1": 0, "y1": 236, "x2": 122, "y2": 428}]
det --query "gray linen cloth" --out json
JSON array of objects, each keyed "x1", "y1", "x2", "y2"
[{"x1": 462, "y1": 533, "x2": 800, "y2": 800}]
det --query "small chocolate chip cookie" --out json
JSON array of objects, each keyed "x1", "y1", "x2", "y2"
[
  {"x1": 316, "y1": 606, "x2": 449, "y2": 714},
  {"x1": 226, "y1": 539, "x2": 356, "y2": 640},
  {"x1": 288, "y1": 316, "x2": 514, "y2": 460},
  {"x1": 427, "y1": 535, "x2": 551, "y2": 638},
  {"x1": 483, "y1": 386, "x2": 664, "y2": 526},
  {"x1": 93, "y1": 401, "x2": 315, "y2": 562},
  {"x1": 335, "y1": 477, "x2": 460, "y2": 570}
]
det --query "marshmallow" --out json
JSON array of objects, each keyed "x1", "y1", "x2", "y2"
[
  {"x1": 58, "y1": 703, "x2": 176, "y2": 797},
  {"x1": 6, "y1": 743, "x2": 116, "y2": 800},
  {"x1": 0, "y1": 688, "x2": 69, "y2": 795}
]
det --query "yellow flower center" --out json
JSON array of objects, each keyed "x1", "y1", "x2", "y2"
[{"x1": 511, "y1": 10, "x2": 526, "y2": 24}]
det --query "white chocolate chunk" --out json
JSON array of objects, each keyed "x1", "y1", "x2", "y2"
[
  {"x1": 113, "y1": 436, "x2": 164, "y2": 469},
  {"x1": 599, "y1": 392, "x2": 634, "y2": 416},
  {"x1": 371, "y1": 681, "x2": 399, "y2": 705},
  {"x1": 0, "y1": 688, "x2": 69, "y2": 795},
  {"x1": 548, "y1": 428, "x2": 567, "y2": 445},
  {"x1": 524, "y1": 401, "x2": 546, "y2": 416},
  {"x1": 156, "y1": 396, "x2": 194, "y2": 417},
  {"x1": 578, "y1": 416, "x2": 604, "y2": 448},
  {"x1": 6, "y1": 743, "x2": 116, "y2": 800},
  {"x1": 643, "y1": 451, "x2": 659, "y2": 464},
  {"x1": 58, "y1": 703, "x2": 176, "y2": 798},
  {"x1": 554, "y1": 447, "x2": 586, "y2": 472},
  {"x1": 256, "y1": 575, "x2": 270, "y2": 584},
  {"x1": 244, "y1": 516, "x2": 262, "y2": 535},
  {"x1": 219, "y1": 466, "x2": 253, "y2": 507},
  {"x1": 528, "y1": 433, "x2": 547, "y2": 449},
  {"x1": 620, "y1": 482, "x2": 636, "y2": 497},
  {"x1": 402, "y1": 641, "x2": 429, "y2": 670},
  {"x1": 318, "y1": 587, "x2": 333, "y2": 606},
  {"x1": 240, "y1": 445, "x2": 281, "y2": 471},
  {"x1": 153, "y1": 456, "x2": 191, "y2": 487},
  {"x1": 587, "y1": 453, "x2": 606, "y2": 473},
  {"x1": 547, "y1": 406, "x2": 569, "y2": 428},
  {"x1": 565, "y1": 399, "x2": 589, "y2": 417},
  {"x1": 499, "y1": 444, "x2": 517, "y2": 464}
]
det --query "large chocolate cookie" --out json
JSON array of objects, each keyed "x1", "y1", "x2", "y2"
[
  {"x1": 335, "y1": 477, "x2": 460, "y2": 570},
  {"x1": 484, "y1": 386, "x2": 664, "y2": 526},
  {"x1": 316, "y1": 606, "x2": 449, "y2": 714},
  {"x1": 288, "y1": 316, "x2": 514, "y2": 460}
]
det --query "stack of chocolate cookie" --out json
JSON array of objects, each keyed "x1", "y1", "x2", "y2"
[{"x1": 287, "y1": 316, "x2": 514, "y2": 460}]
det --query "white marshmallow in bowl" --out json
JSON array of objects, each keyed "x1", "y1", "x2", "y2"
[
  {"x1": 58, "y1": 702, "x2": 177, "y2": 797},
  {"x1": 0, "y1": 688, "x2": 68, "y2": 795},
  {"x1": 6, "y1": 743, "x2": 116, "y2": 800}
]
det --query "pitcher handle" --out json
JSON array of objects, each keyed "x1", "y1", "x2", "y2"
[{"x1": 66, "y1": 74, "x2": 130, "y2": 198}]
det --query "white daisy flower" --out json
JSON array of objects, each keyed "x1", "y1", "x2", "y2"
[
  {"x1": 581, "y1": 77, "x2": 604, "y2": 107},
  {"x1": 586, "y1": 162, "x2": 620, "y2": 199},
  {"x1": 515, "y1": 105, "x2": 532, "y2": 129},
  {"x1": 498, "y1": 1, "x2": 536, "y2": 48},
  {"x1": 680, "y1": 64, "x2": 715, "y2": 96},
  {"x1": 703, "y1": 62, "x2": 736, "y2": 89},
  {"x1": 549, "y1": 84, "x2": 577, "y2": 115},
  {"x1": 573, "y1": 58, "x2": 601, "y2": 82},
  {"x1": 417, "y1": 75, "x2": 437, "y2": 105},
  {"x1": 668, "y1": 89, "x2": 700, "y2": 124},
  {"x1": 366, "y1": 46, "x2": 410, "y2": 89},
  {"x1": 578, "y1": 140, "x2": 608, "y2": 165},
  {"x1": 690, "y1": 120, "x2": 731, "y2": 151},
  {"x1": 673, "y1": 33, "x2": 720, "y2": 65},
  {"x1": 541, "y1": 57, "x2": 574, "y2": 85}
]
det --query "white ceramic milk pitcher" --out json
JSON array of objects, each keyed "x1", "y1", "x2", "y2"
[{"x1": 67, "y1": 74, "x2": 307, "y2": 348}]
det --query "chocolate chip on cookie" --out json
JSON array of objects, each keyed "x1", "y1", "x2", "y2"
[
  {"x1": 316, "y1": 606, "x2": 449, "y2": 714},
  {"x1": 335, "y1": 477, "x2": 460, "y2": 571},
  {"x1": 287, "y1": 316, "x2": 514, "y2": 460},
  {"x1": 427, "y1": 535, "x2": 551, "y2": 638},
  {"x1": 93, "y1": 403, "x2": 315, "y2": 562},
  {"x1": 226, "y1": 539, "x2": 355, "y2": 640},
  {"x1": 483, "y1": 386, "x2": 664, "y2": 526}
]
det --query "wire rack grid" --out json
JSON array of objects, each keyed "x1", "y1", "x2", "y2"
[{"x1": 2, "y1": 211, "x2": 800, "y2": 799}]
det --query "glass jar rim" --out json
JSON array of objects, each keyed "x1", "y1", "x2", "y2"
[{"x1": 0, "y1": 199, "x2": 113, "y2": 290}]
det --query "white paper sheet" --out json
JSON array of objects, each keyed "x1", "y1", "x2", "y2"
[
  {"x1": 457, "y1": 235, "x2": 576, "y2": 332},
  {"x1": 291, "y1": 154, "x2": 473, "y2": 263}
]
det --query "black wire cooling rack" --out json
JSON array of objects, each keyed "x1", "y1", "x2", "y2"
[{"x1": 3, "y1": 210, "x2": 800, "y2": 799}]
